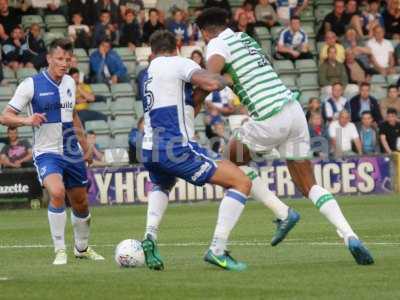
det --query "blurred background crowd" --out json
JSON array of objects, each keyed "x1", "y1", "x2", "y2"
[{"x1": 0, "y1": 0, "x2": 399, "y2": 168}]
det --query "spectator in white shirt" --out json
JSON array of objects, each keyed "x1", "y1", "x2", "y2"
[
  {"x1": 366, "y1": 26, "x2": 396, "y2": 75},
  {"x1": 68, "y1": 12, "x2": 91, "y2": 49},
  {"x1": 323, "y1": 82, "x2": 350, "y2": 122},
  {"x1": 329, "y1": 110, "x2": 362, "y2": 156}
]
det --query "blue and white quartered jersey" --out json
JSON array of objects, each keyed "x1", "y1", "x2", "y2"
[
  {"x1": 142, "y1": 56, "x2": 201, "y2": 151},
  {"x1": 8, "y1": 71, "x2": 80, "y2": 158}
]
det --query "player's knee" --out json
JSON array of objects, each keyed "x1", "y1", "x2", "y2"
[
  {"x1": 234, "y1": 174, "x2": 252, "y2": 196},
  {"x1": 49, "y1": 187, "x2": 66, "y2": 202}
]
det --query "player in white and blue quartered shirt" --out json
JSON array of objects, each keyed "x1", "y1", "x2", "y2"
[
  {"x1": 140, "y1": 30, "x2": 252, "y2": 272},
  {"x1": 2, "y1": 39, "x2": 104, "y2": 265}
]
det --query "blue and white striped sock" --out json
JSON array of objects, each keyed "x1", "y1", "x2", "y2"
[
  {"x1": 210, "y1": 189, "x2": 247, "y2": 256},
  {"x1": 48, "y1": 204, "x2": 66, "y2": 252}
]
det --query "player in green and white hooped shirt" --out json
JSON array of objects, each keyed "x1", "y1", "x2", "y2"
[{"x1": 197, "y1": 8, "x2": 373, "y2": 265}]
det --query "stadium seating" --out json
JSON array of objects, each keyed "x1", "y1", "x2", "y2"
[
  {"x1": 74, "y1": 48, "x2": 89, "y2": 63},
  {"x1": 114, "y1": 47, "x2": 136, "y2": 61},
  {"x1": 180, "y1": 45, "x2": 203, "y2": 58},
  {"x1": 90, "y1": 84, "x2": 112, "y2": 99},
  {"x1": 85, "y1": 120, "x2": 110, "y2": 135},
  {"x1": 21, "y1": 15, "x2": 44, "y2": 29},
  {"x1": 44, "y1": 15, "x2": 68, "y2": 30},
  {"x1": 110, "y1": 97, "x2": 135, "y2": 116},
  {"x1": 110, "y1": 116, "x2": 136, "y2": 134},
  {"x1": 16, "y1": 68, "x2": 37, "y2": 82},
  {"x1": 43, "y1": 31, "x2": 65, "y2": 46},
  {"x1": 135, "y1": 47, "x2": 152, "y2": 64},
  {"x1": 111, "y1": 83, "x2": 136, "y2": 99},
  {"x1": 273, "y1": 60, "x2": 296, "y2": 75},
  {"x1": 0, "y1": 86, "x2": 15, "y2": 101},
  {"x1": 297, "y1": 73, "x2": 319, "y2": 91},
  {"x1": 95, "y1": 135, "x2": 112, "y2": 149},
  {"x1": 295, "y1": 59, "x2": 318, "y2": 73},
  {"x1": 2, "y1": 67, "x2": 17, "y2": 84}
]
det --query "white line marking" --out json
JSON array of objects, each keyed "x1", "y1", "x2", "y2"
[
  {"x1": 0, "y1": 277, "x2": 9, "y2": 281},
  {"x1": 0, "y1": 241, "x2": 399, "y2": 249}
]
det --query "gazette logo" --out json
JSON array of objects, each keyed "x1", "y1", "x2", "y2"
[{"x1": 0, "y1": 184, "x2": 29, "y2": 195}]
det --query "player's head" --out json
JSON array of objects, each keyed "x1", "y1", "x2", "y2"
[
  {"x1": 386, "y1": 108, "x2": 398, "y2": 125},
  {"x1": 361, "y1": 111, "x2": 373, "y2": 127},
  {"x1": 196, "y1": 7, "x2": 229, "y2": 43},
  {"x1": 47, "y1": 38, "x2": 73, "y2": 81},
  {"x1": 149, "y1": 30, "x2": 177, "y2": 56}
]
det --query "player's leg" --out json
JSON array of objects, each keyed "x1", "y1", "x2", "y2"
[
  {"x1": 64, "y1": 158, "x2": 104, "y2": 261},
  {"x1": 283, "y1": 101, "x2": 373, "y2": 265},
  {"x1": 43, "y1": 173, "x2": 68, "y2": 265},
  {"x1": 35, "y1": 154, "x2": 68, "y2": 265},
  {"x1": 227, "y1": 126, "x2": 300, "y2": 246},
  {"x1": 204, "y1": 159, "x2": 251, "y2": 271}
]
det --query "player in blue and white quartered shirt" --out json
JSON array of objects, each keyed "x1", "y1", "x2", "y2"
[
  {"x1": 2, "y1": 39, "x2": 104, "y2": 265},
  {"x1": 140, "y1": 30, "x2": 252, "y2": 272}
]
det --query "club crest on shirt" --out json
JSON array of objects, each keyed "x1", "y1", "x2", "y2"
[{"x1": 67, "y1": 88, "x2": 72, "y2": 97}]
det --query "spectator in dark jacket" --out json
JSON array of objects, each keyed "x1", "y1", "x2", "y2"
[
  {"x1": 379, "y1": 108, "x2": 400, "y2": 154},
  {"x1": 1, "y1": 26, "x2": 24, "y2": 70},
  {"x1": 89, "y1": 39, "x2": 129, "y2": 84},
  {"x1": 119, "y1": 9, "x2": 142, "y2": 49},
  {"x1": 142, "y1": 8, "x2": 164, "y2": 44},
  {"x1": 349, "y1": 82, "x2": 382, "y2": 124},
  {"x1": 93, "y1": 10, "x2": 118, "y2": 47},
  {"x1": 22, "y1": 23, "x2": 47, "y2": 70}
]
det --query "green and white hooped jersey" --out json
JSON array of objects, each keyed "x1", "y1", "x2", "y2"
[{"x1": 206, "y1": 28, "x2": 294, "y2": 121}]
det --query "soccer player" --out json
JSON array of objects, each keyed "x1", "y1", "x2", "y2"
[
  {"x1": 1, "y1": 39, "x2": 104, "y2": 265},
  {"x1": 141, "y1": 30, "x2": 251, "y2": 271},
  {"x1": 196, "y1": 8, "x2": 374, "y2": 265}
]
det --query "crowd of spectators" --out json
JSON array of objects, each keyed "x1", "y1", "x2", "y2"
[{"x1": 0, "y1": 0, "x2": 400, "y2": 168}]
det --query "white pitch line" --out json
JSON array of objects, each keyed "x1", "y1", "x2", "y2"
[
  {"x1": 0, "y1": 241, "x2": 399, "y2": 249},
  {"x1": 0, "y1": 277, "x2": 9, "y2": 281}
]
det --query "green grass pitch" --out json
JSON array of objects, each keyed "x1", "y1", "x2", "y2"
[{"x1": 0, "y1": 195, "x2": 400, "y2": 300}]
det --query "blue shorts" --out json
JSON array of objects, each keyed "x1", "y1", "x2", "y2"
[
  {"x1": 34, "y1": 153, "x2": 88, "y2": 189},
  {"x1": 142, "y1": 142, "x2": 220, "y2": 191}
]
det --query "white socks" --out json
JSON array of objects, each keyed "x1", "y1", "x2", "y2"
[
  {"x1": 210, "y1": 189, "x2": 247, "y2": 256},
  {"x1": 240, "y1": 166, "x2": 289, "y2": 220},
  {"x1": 308, "y1": 185, "x2": 357, "y2": 242},
  {"x1": 48, "y1": 205, "x2": 67, "y2": 252},
  {"x1": 71, "y1": 211, "x2": 91, "y2": 252},
  {"x1": 145, "y1": 188, "x2": 169, "y2": 240}
]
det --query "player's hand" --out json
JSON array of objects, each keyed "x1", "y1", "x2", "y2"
[
  {"x1": 25, "y1": 113, "x2": 47, "y2": 127},
  {"x1": 84, "y1": 148, "x2": 93, "y2": 165},
  {"x1": 223, "y1": 73, "x2": 234, "y2": 86}
]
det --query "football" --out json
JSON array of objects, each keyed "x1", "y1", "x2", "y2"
[{"x1": 114, "y1": 239, "x2": 145, "y2": 268}]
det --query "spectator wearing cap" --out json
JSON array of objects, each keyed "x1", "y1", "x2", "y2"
[
  {"x1": 276, "y1": 16, "x2": 312, "y2": 61},
  {"x1": 89, "y1": 39, "x2": 129, "y2": 84},
  {"x1": 119, "y1": 9, "x2": 142, "y2": 50},
  {"x1": 380, "y1": 85, "x2": 400, "y2": 119},
  {"x1": 0, "y1": 127, "x2": 33, "y2": 168},
  {"x1": 357, "y1": 111, "x2": 380, "y2": 154},
  {"x1": 349, "y1": 82, "x2": 382, "y2": 124},
  {"x1": 255, "y1": 0, "x2": 278, "y2": 28},
  {"x1": 379, "y1": 108, "x2": 400, "y2": 154},
  {"x1": 142, "y1": 8, "x2": 165, "y2": 44},
  {"x1": 366, "y1": 26, "x2": 396, "y2": 76}
]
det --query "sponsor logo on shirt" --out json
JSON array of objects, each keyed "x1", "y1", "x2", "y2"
[
  {"x1": 39, "y1": 92, "x2": 55, "y2": 96},
  {"x1": 43, "y1": 102, "x2": 74, "y2": 112}
]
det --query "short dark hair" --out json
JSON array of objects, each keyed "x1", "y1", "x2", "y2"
[
  {"x1": 361, "y1": 110, "x2": 372, "y2": 117},
  {"x1": 387, "y1": 108, "x2": 398, "y2": 115},
  {"x1": 7, "y1": 127, "x2": 17, "y2": 132},
  {"x1": 332, "y1": 81, "x2": 343, "y2": 87},
  {"x1": 87, "y1": 130, "x2": 96, "y2": 135},
  {"x1": 196, "y1": 7, "x2": 229, "y2": 31},
  {"x1": 388, "y1": 84, "x2": 398, "y2": 91},
  {"x1": 360, "y1": 82, "x2": 370, "y2": 88},
  {"x1": 149, "y1": 30, "x2": 176, "y2": 54},
  {"x1": 100, "y1": 38, "x2": 112, "y2": 46},
  {"x1": 68, "y1": 67, "x2": 79, "y2": 76},
  {"x1": 149, "y1": 8, "x2": 158, "y2": 15},
  {"x1": 100, "y1": 9, "x2": 110, "y2": 15},
  {"x1": 290, "y1": 15, "x2": 301, "y2": 22},
  {"x1": 48, "y1": 38, "x2": 73, "y2": 54}
]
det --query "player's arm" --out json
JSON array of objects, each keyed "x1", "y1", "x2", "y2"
[
  {"x1": 353, "y1": 137, "x2": 362, "y2": 155},
  {"x1": 380, "y1": 134, "x2": 392, "y2": 154},
  {"x1": 2, "y1": 106, "x2": 46, "y2": 128},
  {"x1": 190, "y1": 69, "x2": 228, "y2": 92},
  {"x1": 72, "y1": 110, "x2": 92, "y2": 163}
]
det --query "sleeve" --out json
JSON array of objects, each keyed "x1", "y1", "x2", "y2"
[
  {"x1": 379, "y1": 123, "x2": 387, "y2": 136},
  {"x1": 350, "y1": 123, "x2": 360, "y2": 139},
  {"x1": 206, "y1": 37, "x2": 231, "y2": 62},
  {"x1": 22, "y1": 139, "x2": 32, "y2": 149},
  {"x1": 0, "y1": 144, "x2": 9, "y2": 156},
  {"x1": 324, "y1": 101, "x2": 333, "y2": 119},
  {"x1": 205, "y1": 92, "x2": 213, "y2": 102},
  {"x1": 278, "y1": 30, "x2": 285, "y2": 46},
  {"x1": 8, "y1": 78, "x2": 34, "y2": 113},
  {"x1": 177, "y1": 58, "x2": 201, "y2": 82},
  {"x1": 328, "y1": 122, "x2": 337, "y2": 138},
  {"x1": 387, "y1": 41, "x2": 394, "y2": 52}
]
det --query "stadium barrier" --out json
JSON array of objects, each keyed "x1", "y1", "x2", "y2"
[
  {"x1": 87, "y1": 155, "x2": 393, "y2": 205},
  {"x1": 0, "y1": 168, "x2": 42, "y2": 208}
]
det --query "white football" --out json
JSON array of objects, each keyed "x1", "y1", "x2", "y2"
[{"x1": 115, "y1": 239, "x2": 145, "y2": 268}]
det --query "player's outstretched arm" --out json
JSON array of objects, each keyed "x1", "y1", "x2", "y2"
[
  {"x1": 190, "y1": 69, "x2": 228, "y2": 92},
  {"x1": 1, "y1": 106, "x2": 46, "y2": 128}
]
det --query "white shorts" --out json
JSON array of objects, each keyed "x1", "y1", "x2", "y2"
[{"x1": 235, "y1": 101, "x2": 311, "y2": 159}]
